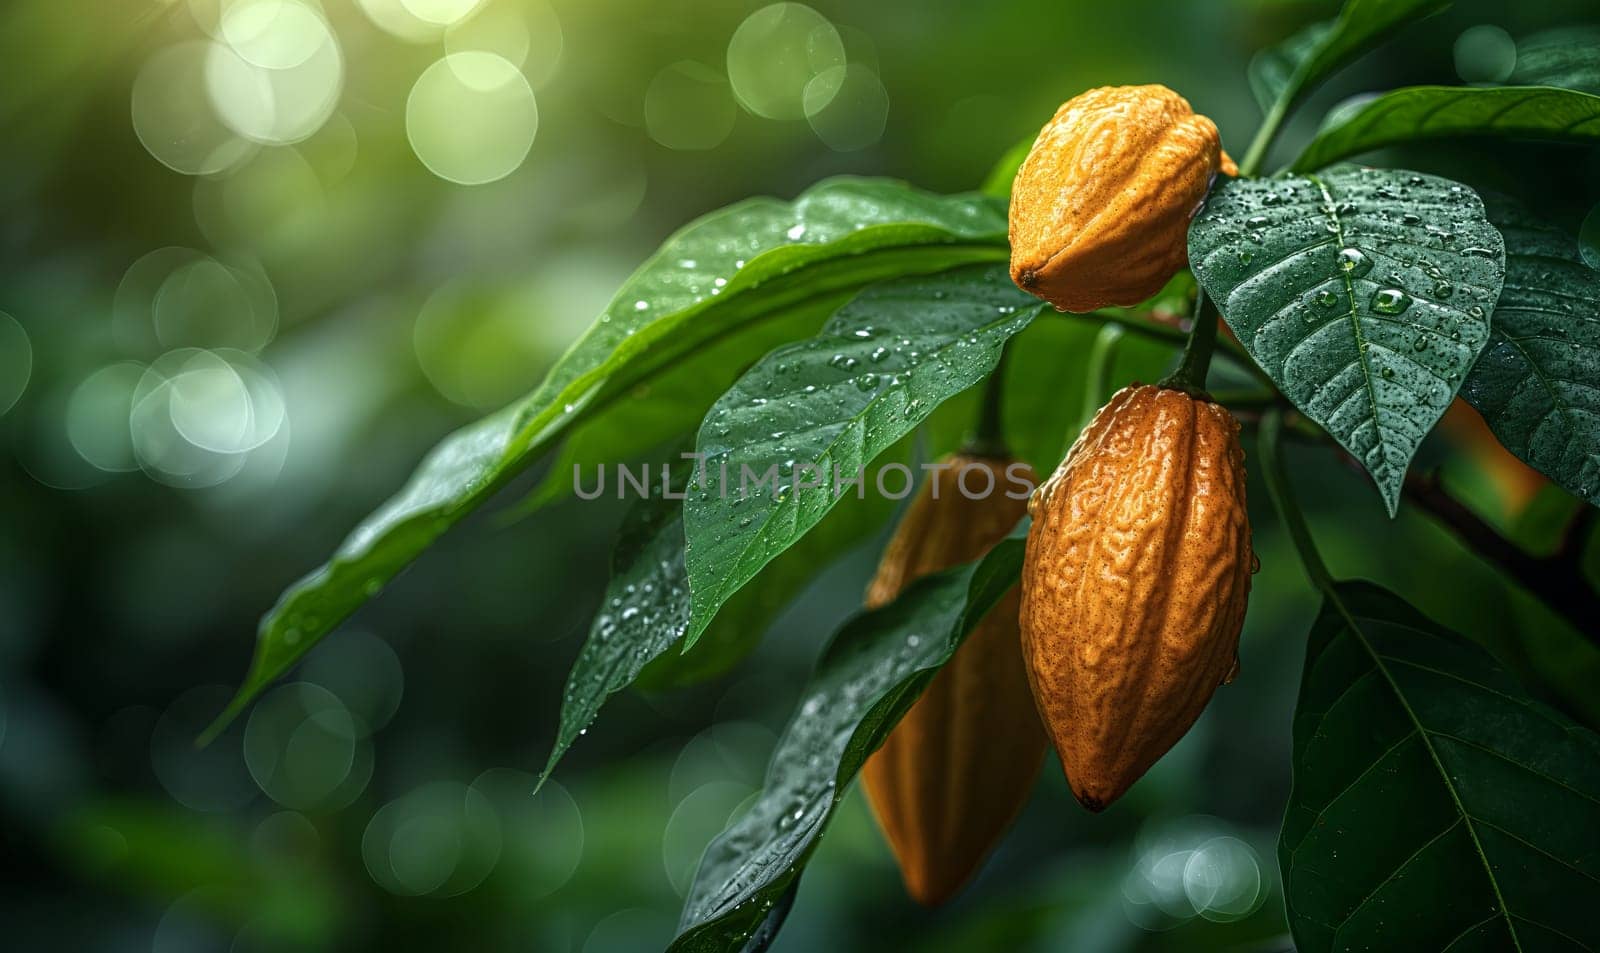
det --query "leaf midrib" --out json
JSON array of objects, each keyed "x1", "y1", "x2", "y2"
[
  {"x1": 687, "y1": 304, "x2": 1038, "y2": 638},
  {"x1": 1323, "y1": 587, "x2": 1523, "y2": 951},
  {"x1": 1308, "y1": 173, "x2": 1390, "y2": 477}
]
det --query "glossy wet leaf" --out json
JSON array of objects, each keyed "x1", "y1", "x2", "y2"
[
  {"x1": 208, "y1": 178, "x2": 1008, "y2": 739},
  {"x1": 1460, "y1": 198, "x2": 1600, "y2": 504},
  {"x1": 1292, "y1": 85, "x2": 1600, "y2": 172},
  {"x1": 1189, "y1": 167, "x2": 1505, "y2": 514},
  {"x1": 1248, "y1": 0, "x2": 1449, "y2": 116},
  {"x1": 1511, "y1": 26, "x2": 1600, "y2": 93},
  {"x1": 539, "y1": 445, "x2": 903, "y2": 782},
  {"x1": 681, "y1": 264, "x2": 1042, "y2": 649},
  {"x1": 1282, "y1": 580, "x2": 1600, "y2": 952},
  {"x1": 670, "y1": 533, "x2": 1026, "y2": 952}
]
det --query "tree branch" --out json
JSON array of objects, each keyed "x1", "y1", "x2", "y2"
[{"x1": 1400, "y1": 470, "x2": 1598, "y2": 644}]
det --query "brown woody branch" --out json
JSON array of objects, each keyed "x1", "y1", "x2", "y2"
[
  {"x1": 1233, "y1": 406, "x2": 1598, "y2": 644},
  {"x1": 1400, "y1": 470, "x2": 1598, "y2": 645}
]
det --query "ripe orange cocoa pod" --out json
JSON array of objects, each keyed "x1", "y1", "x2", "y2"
[
  {"x1": 1009, "y1": 85, "x2": 1235, "y2": 313},
  {"x1": 1020, "y1": 385, "x2": 1252, "y2": 811},
  {"x1": 861, "y1": 453, "x2": 1047, "y2": 906}
]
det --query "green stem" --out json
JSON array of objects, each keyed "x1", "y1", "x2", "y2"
[
  {"x1": 1260, "y1": 407, "x2": 1334, "y2": 593},
  {"x1": 1240, "y1": 95, "x2": 1290, "y2": 178},
  {"x1": 967, "y1": 344, "x2": 1011, "y2": 457},
  {"x1": 1160, "y1": 291, "x2": 1220, "y2": 395}
]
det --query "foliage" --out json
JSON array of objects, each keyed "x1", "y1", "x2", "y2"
[{"x1": 203, "y1": 0, "x2": 1600, "y2": 948}]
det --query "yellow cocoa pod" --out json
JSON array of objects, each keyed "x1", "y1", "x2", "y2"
[
  {"x1": 1020, "y1": 385, "x2": 1252, "y2": 811},
  {"x1": 861, "y1": 453, "x2": 1047, "y2": 906},
  {"x1": 1009, "y1": 85, "x2": 1236, "y2": 313}
]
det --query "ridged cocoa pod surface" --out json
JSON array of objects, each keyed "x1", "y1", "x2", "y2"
[
  {"x1": 1009, "y1": 85, "x2": 1236, "y2": 313},
  {"x1": 861, "y1": 454, "x2": 1046, "y2": 907},
  {"x1": 1020, "y1": 385, "x2": 1252, "y2": 811}
]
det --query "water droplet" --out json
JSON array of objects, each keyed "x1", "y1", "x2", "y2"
[
  {"x1": 1315, "y1": 289, "x2": 1341, "y2": 310},
  {"x1": 786, "y1": 224, "x2": 806, "y2": 241},
  {"x1": 855, "y1": 373, "x2": 879, "y2": 391},
  {"x1": 1338, "y1": 248, "x2": 1374, "y2": 277},
  {"x1": 1412, "y1": 336, "x2": 1429, "y2": 352},
  {"x1": 633, "y1": 300, "x2": 649, "y2": 311},
  {"x1": 1381, "y1": 366, "x2": 1395, "y2": 379},
  {"x1": 1371, "y1": 288, "x2": 1411, "y2": 314}
]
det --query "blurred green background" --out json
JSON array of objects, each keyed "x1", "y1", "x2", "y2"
[{"x1": 3, "y1": 0, "x2": 1599, "y2": 950}]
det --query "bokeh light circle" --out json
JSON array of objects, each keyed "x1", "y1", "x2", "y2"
[
  {"x1": 470, "y1": 768, "x2": 584, "y2": 899},
  {"x1": 128, "y1": 348, "x2": 286, "y2": 487},
  {"x1": 244, "y1": 682, "x2": 373, "y2": 809},
  {"x1": 406, "y1": 52, "x2": 538, "y2": 185},
  {"x1": 150, "y1": 685, "x2": 257, "y2": 813},
  {"x1": 645, "y1": 62, "x2": 737, "y2": 151},
  {"x1": 152, "y1": 256, "x2": 279, "y2": 352},
  {"x1": 1182, "y1": 836, "x2": 1265, "y2": 921},
  {"x1": 662, "y1": 780, "x2": 754, "y2": 896},
  {"x1": 804, "y1": 63, "x2": 888, "y2": 151},
  {"x1": 301, "y1": 629, "x2": 405, "y2": 734},
  {"x1": 445, "y1": 0, "x2": 563, "y2": 89},
  {"x1": 132, "y1": 42, "x2": 257, "y2": 175},
  {"x1": 220, "y1": 0, "x2": 328, "y2": 70},
  {"x1": 66, "y1": 362, "x2": 147, "y2": 472},
  {"x1": 0, "y1": 311, "x2": 32, "y2": 416},
  {"x1": 726, "y1": 3, "x2": 844, "y2": 120},
  {"x1": 1454, "y1": 25, "x2": 1516, "y2": 84},
  {"x1": 357, "y1": 0, "x2": 443, "y2": 42},
  {"x1": 205, "y1": 14, "x2": 343, "y2": 145},
  {"x1": 363, "y1": 781, "x2": 502, "y2": 897},
  {"x1": 400, "y1": 0, "x2": 483, "y2": 27}
]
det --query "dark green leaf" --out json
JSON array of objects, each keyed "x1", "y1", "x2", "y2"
[
  {"x1": 1189, "y1": 167, "x2": 1505, "y2": 514},
  {"x1": 1461, "y1": 198, "x2": 1600, "y2": 504},
  {"x1": 1511, "y1": 26, "x2": 1600, "y2": 93},
  {"x1": 670, "y1": 533, "x2": 1026, "y2": 952},
  {"x1": 1281, "y1": 580, "x2": 1600, "y2": 952},
  {"x1": 1292, "y1": 85, "x2": 1600, "y2": 172},
  {"x1": 1249, "y1": 20, "x2": 1334, "y2": 114},
  {"x1": 540, "y1": 446, "x2": 898, "y2": 780},
  {"x1": 208, "y1": 178, "x2": 1008, "y2": 739},
  {"x1": 1248, "y1": 0, "x2": 1449, "y2": 117},
  {"x1": 681, "y1": 264, "x2": 1042, "y2": 648}
]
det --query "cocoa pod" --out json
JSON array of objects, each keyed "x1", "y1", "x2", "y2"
[
  {"x1": 1020, "y1": 385, "x2": 1253, "y2": 811},
  {"x1": 861, "y1": 453, "x2": 1046, "y2": 906},
  {"x1": 1009, "y1": 85, "x2": 1235, "y2": 313}
]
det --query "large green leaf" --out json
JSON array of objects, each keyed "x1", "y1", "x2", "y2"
[
  {"x1": 539, "y1": 446, "x2": 907, "y2": 785},
  {"x1": 1511, "y1": 26, "x2": 1600, "y2": 94},
  {"x1": 1248, "y1": 0, "x2": 1449, "y2": 117},
  {"x1": 1461, "y1": 198, "x2": 1600, "y2": 504},
  {"x1": 1292, "y1": 85, "x2": 1600, "y2": 172},
  {"x1": 1281, "y1": 580, "x2": 1600, "y2": 952},
  {"x1": 670, "y1": 533, "x2": 1027, "y2": 952},
  {"x1": 1189, "y1": 167, "x2": 1505, "y2": 514},
  {"x1": 207, "y1": 178, "x2": 1009, "y2": 738},
  {"x1": 681, "y1": 264, "x2": 1042, "y2": 648}
]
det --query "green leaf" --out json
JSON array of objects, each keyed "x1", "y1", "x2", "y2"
[
  {"x1": 1292, "y1": 85, "x2": 1600, "y2": 172},
  {"x1": 1511, "y1": 26, "x2": 1600, "y2": 94},
  {"x1": 539, "y1": 446, "x2": 909, "y2": 787},
  {"x1": 981, "y1": 137, "x2": 1032, "y2": 199},
  {"x1": 1249, "y1": 20, "x2": 1335, "y2": 114},
  {"x1": 681, "y1": 264, "x2": 1042, "y2": 649},
  {"x1": 1460, "y1": 198, "x2": 1600, "y2": 504},
  {"x1": 207, "y1": 178, "x2": 1008, "y2": 739},
  {"x1": 670, "y1": 533, "x2": 1026, "y2": 952},
  {"x1": 1281, "y1": 580, "x2": 1600, "y2": 952},
  {"x1": 1249, "y1": 0, "x2": 1449, "y2": 117},
  {"x1": 1189, "y1": 167, "x2": 1505, "y2": 514}
]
